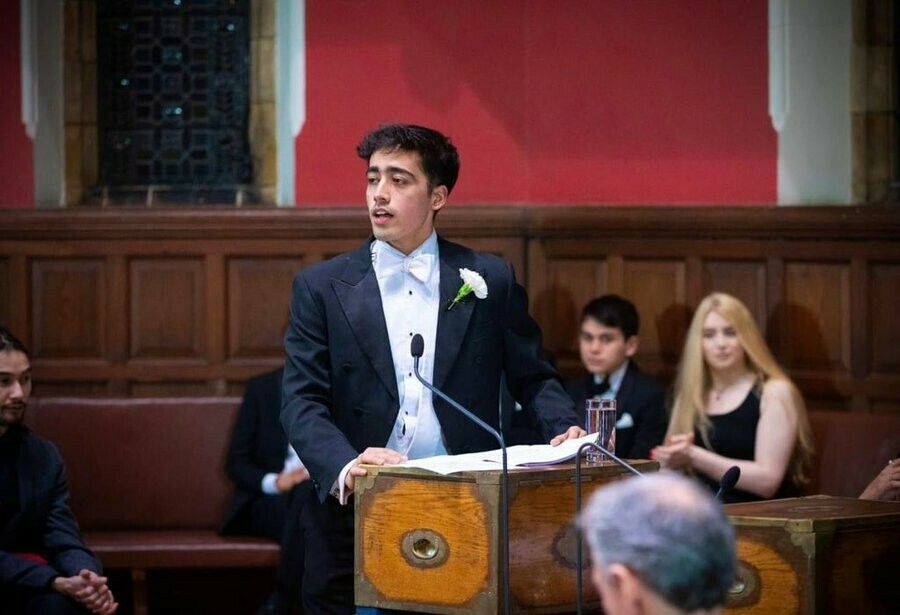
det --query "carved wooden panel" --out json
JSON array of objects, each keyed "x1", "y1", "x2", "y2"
[
  {"x1": 0, "y1": 259, "x2": 8, "y2": 326},
  {"x1": 702, "y1": 260, "x2": 767, "y2": 330},
  {"x1": 535, "y1": 258, "x2": 607, "y2": 359},
  {"x1": 129, "y1": 259, "x2": 206, "y2": 361},
  {"x1": 869, "y1": 264, "x2": 900, "y2": 376},
  {"x1": 31, "y1": 259, "x2": 106, "y2": 359},
  {"x1": 783, "y1": 262, "x2": 851, "y2": 372},
  {"x1": 227, "y1": 257, "x2": 304, "y2": 359},
  {"x1": 448, "y1": 237, "x2": 526, "y2": 278},
  {"x1": 623, "y1": 259, "x2": 688, "y2": 364}
]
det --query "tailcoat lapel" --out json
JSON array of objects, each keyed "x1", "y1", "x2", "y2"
[
  {"x1": 434, "y1": 240, "x2": 477, "y2": 390},
  {"x1": 332, "y1": 240, "x2": 399, "y2": 402}
]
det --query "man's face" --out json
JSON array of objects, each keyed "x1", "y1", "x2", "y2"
[
  {"x1": 578, "y1": 317, "x2": 638, "y2": 376},
  {"x1": 0, "y1": 349, "x2": 32, "y2": 433},
  {"x1": 366, "y1": 148, "x2": 447, "y2": 255}
]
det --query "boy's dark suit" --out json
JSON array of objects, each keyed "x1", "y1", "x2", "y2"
[
  {"x1": 282, "y1": 236, "x2": 578, "y2": 611},
  {"x1": 565, "y1": 362, "x2": 667, "y2": 460},
  {"x1": 0, "y1": 427, "x2": 102, "y2": 603}
]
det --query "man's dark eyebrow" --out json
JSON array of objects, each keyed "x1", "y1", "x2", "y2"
[
  {"x1": 0, "y1": 369, "x2": 29, "y2": 377},
  {"x1": 367, "y1": 165, "x2": 415, "y2": 177}
]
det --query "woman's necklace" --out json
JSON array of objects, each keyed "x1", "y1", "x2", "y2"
[{"x1": 711, "y1": 374, "x2": 753, "y2": 402}]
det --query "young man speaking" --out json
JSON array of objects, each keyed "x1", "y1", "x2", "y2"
[{"x1": 281, "y1": 124, "x2": 584, "y2": 613}]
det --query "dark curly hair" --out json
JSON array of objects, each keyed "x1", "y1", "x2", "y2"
[
  {"x1": 357, "y1": 123, "x2": 460, "y2": 194},
  {"x1": 0, "y1": 326, "x2": 30, "y2": 359}
]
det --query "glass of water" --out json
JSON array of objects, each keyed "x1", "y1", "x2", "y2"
[{"x1": 585, "y1": 398, "x2": 616, "y2": 464}]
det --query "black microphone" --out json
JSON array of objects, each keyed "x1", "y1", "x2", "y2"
[
  {"x1": 715, "y1": 466, "x2": 741, "y2": 501},
  {"x1": 410, "y1": 334, "x2": 511, "y2": 615},
  {"x1": 411, "y1": 332, "x2": 424, "y2": 358},
  {"x1": 410, "y1": 334, "x2": 504, "y2": 445}
]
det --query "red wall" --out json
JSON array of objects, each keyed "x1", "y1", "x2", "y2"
[
  {"x1": 0, "y1": 1, "x2": 33, "y2": 208},
  {"x1": 296, "y1": 1, "x2": 775, "y2": 206}
]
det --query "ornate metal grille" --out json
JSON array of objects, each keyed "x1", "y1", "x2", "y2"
[{"x1": 97, "y1": 0, "x2": 251, "y2": 189}]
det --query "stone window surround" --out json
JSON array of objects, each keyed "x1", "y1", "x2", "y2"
[{"x1": 24, "y1": 0, "x2": 302, "y2": 207}]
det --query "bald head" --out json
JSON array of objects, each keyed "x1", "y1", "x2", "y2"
[{"x1": 579, "y1": 472, "x2": 736, "y2": 613}]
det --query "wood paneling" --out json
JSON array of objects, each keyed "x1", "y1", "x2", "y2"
[
  {"x1": 31, "y1": 259, "x2": 106, "y2": 360},
  {"x1": 783, "y1": 262, "x2": 851, "y2": 372},
  {"x1": 227, "y1": 257, "x2": 303, "y2": 359},
  {"x1": 129, "y1": 259, "x2": 206, "y2": 361},
  {"x1": 622, "y1": 259, "x2": 688, "y2": 365},
  {"x1": 702, "y1": 260, "x2": 767, "y2": 330},
  {"x1": 536, "y1": 258, "x2": 605, "y2": 357},
  {"x1": 0, "y1": 206, "x2": 897, "y2": 413},
  {"x1": 0, "y1": 258, "x2": 8, "y2": 326},
  {"x1": 869, "y1": 264, "x2": 900, "y2": 376}
]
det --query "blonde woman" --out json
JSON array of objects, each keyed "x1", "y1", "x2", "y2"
[{"x1": 651, "y1": 293, "x2": 813, "y2": 503}]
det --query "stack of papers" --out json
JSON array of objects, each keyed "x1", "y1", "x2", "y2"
[{"x1": 395, "y1": 433, "x2": 599, "y2": 476}]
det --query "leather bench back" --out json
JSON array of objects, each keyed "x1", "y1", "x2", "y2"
[
  {"x1": 805, "y1": 410, "x2": 900, "y2": 497},
  {"x1": 26, "y1": 397, "x2": 242, "y2": 530}
]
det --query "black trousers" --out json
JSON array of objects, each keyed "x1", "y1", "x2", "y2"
[
  {"x1": 299, "y1": 491, "x2": 355, "y2": 615},
  {"x1": 249, "y1": 482, "x2": 313, "y2": 614}
]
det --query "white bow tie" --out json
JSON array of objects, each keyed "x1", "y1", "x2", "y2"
[{"x1": 375, "y1": 249, "x2": 435, "y2": 285}]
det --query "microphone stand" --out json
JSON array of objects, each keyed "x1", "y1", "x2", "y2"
[
  {"x1": 412, "y1": 354, "x2": 511, "y2": 615},
  {"x1": 574, "y1": 441, "x2": 643, "y2": 615}
]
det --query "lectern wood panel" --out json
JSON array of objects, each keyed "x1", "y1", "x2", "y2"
[
  {"x1": 724, "y1": 496, "x2": 900, "y2": 615},
  {"x1": 355, "y1": 461, "x2": 658, "y2": 614}
]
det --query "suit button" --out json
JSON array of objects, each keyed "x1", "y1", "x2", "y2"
[{"x1": 342, "y1": 362, "x2": 353, "y2": 372}]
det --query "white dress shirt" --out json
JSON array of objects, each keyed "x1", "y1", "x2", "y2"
[
  {"x1": 335, "y1": 232, "x2": 446, "y2": 502},
  {"x1": 373, "y1": 232, "x2": 447, "y2": 459},
  {"x1": 593, "y1": 360, "x2": 629, "y2": 400}
]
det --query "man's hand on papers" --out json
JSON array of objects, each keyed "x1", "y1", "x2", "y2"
[
  {"x1": 345, "y1": 447, "x2": 408, "y2": 491},
  {"x1": 550, "y1": 425, "x2": 588, "y2": 446}
]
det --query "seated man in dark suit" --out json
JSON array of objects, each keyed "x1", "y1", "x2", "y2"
[
  {"x1": 565, "y1": 295, "x2": 667, "y2": 460},
  {"x1": 222, "y1": 366, "x2": 311, "y2": 615},
  {"x1": 0, "y1": 326, "x2": 118, "y2": 614}
]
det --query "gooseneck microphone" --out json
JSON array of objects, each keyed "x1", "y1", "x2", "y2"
[
  {"x1": 410, "y1": 334, "x2": 511, "y2": 615},
  {"x1": 715, "y1": 466, "x2": 741, "y2": 501},
  {"x1": 574, "y1": 441, "x2": 644, "y2": 615}
]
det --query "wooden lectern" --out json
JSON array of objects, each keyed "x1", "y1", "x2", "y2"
[
  {"x1": 354, "y1": 461, "x2": 657, "y2": 614},
  {"x1": 724, "y1": 495, "x2": 900, "y2": 614}
]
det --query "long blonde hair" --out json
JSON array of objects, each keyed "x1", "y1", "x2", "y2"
[{"x1": 667, "y1": 293, "x2": 814, "y2": 485}]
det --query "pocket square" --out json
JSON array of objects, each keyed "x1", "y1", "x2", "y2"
[{"x1": 616, "y1": 412, "x2": 634, "y2": 429}]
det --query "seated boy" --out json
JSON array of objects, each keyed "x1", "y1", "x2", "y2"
[{"x1": 565, "y1": 295, "x2": 667, "y2": 460}]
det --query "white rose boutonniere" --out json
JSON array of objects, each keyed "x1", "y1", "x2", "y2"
[{"x1": 448, "y1": 268, "x2": 488, "y2": 310}]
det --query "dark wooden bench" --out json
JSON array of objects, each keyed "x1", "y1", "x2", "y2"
[{"x1": 26, "y1": 397, "x2": 279, "y2": 615}]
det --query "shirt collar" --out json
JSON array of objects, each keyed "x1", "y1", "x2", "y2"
[
  {"x1": 593, "y1": 360, "x2": 629, "y2": 394},
  {"x1": 371, "y1": 231, "x2": 439, "y2": 280}
]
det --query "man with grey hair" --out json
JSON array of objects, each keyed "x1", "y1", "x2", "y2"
[{"x1": 579, "y1": 472, "x2": 736, "y2": 615}]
